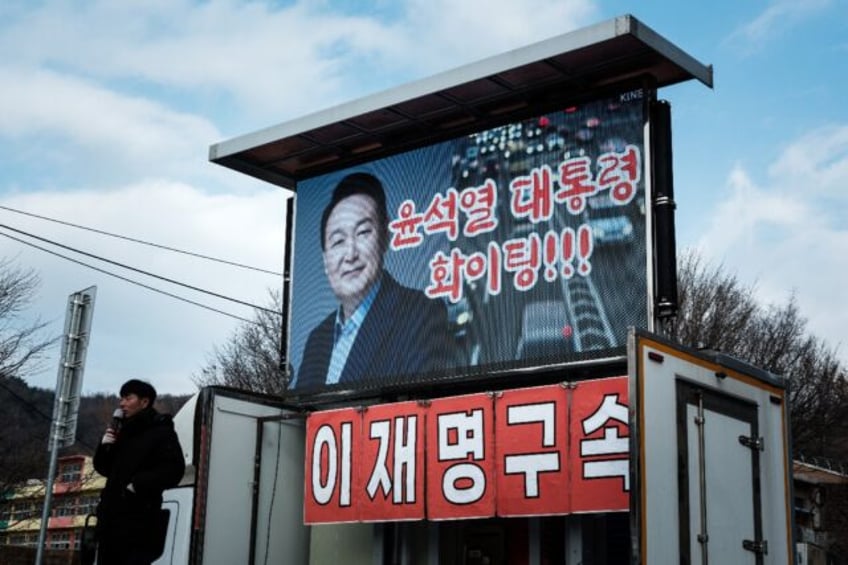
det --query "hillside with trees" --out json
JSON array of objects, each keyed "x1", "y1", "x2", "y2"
[{"x1": 0, "y1": 374, "x2": 189, "y2": 496}]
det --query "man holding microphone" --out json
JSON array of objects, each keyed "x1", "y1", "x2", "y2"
[{"x1": 93, "y1": 379, "x2": 185, "y2": 565}]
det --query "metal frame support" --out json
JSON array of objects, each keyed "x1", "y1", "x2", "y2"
[{"x1": 36, "y1": 287, "x2": 96, "y2": 565}]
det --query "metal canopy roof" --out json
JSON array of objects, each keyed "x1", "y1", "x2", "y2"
[{"x1": 209, "y1": 14, "x2": 712, "y2": 189}]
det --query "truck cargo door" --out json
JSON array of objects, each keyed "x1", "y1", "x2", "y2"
[
  {"x1": 630, "y1": 330, "x2": 793, "y2": 564},
  {"x1": 677, "y1": 381, "x2": 764, "y2": 565}
]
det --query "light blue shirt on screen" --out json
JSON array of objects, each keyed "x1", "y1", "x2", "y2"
[{"x1": 325, "y1": 278, "x2": 382, "y2": 385}]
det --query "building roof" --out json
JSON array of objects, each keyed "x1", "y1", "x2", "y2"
[
  {"x1": 794, "y1": 459, "x2": 848, "y2": 486},
  {"x1": 209, "y1": 14, "x2": 712, "y2": 189},
  {"x1": 2, "y1": 456, "x2": 104, "y2": 500}
]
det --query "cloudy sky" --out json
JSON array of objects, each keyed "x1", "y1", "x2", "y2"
[{"x1": 1, "y1": 0, "x2": 845, "y2": 396}]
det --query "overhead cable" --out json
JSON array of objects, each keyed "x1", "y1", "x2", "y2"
[
  {"x1": 0, "y1": 229, "x2": 267, "y2": 326},
  {"x1": 0, "y1": 222, "x2": 280, "y2": 316},
  {"x1": 0, "y1": 204, "x2": 283, "y2": 276}
]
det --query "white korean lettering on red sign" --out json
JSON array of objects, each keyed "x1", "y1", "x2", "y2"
[
  {"x1": 427, "y1": 394, "x2": 495, "y2": 519},
  {"x1": 581, "y1": 393, "x2": 629, "y2": 488},
  {"x1": 496, "y1": 385, "x2": 568, "y2": 516},
  {"x1": 504, "y1": 402, "x2": 560, "y2": 496},
  {"x1": 570, "y1": 377, "x2": 630, "y2": 513},
  {"x1": 304, "y1": 408, "x2": 359, "y2": 523},
  {"x1": 439, "y1": 410, "x2": 485, "y2": 503},
  {"x1": 303, "y1": 378, "x2": 629, "y2": 524},
  {"x1": 360, "y1": 402, "x2": 425, "y2": 521}
]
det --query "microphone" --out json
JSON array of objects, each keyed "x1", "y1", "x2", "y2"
[{"x1": 111, "y1": 408, "x2": 124, "y2": 436}]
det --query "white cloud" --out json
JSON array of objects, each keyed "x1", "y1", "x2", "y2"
[
  {"x1": 728, "y1": 0, "x2": 831, "y2": 49},
  {"x1": 0, "y1": 0, "x2": 598, "y2": 194},
  {"x1": 695, "y1": 124, "x2": 848, "y2": 356},
  {"x1": 388, "y1": 0, "x2": 597, "y2": 71},
  {"x1": 696, "y1": 164, "x2": 802, "y2": 253},
  {"x1": 0, "y1": 67, "x2": 219, "y2": 187},
  {"x1": 1, "y1": 0, "x2": 597, "y2": 123},
  {"x1": 768, "y1": 124, "x2": 848, "y2": 197},
  {"x1": 1, "y1": 181, "x2": 287, "y2": 395}
]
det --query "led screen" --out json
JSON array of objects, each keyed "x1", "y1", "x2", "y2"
[{"x1": 288, "y1": 89, "x2": 648, "y2": 394}]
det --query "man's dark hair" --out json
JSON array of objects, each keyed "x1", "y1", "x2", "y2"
[
  {"x1": 120, "y1": 379, "x2": 157, "y2": 403},
  {"x1": 320, "y1": 172, "x2": 389, "y2": 251}
]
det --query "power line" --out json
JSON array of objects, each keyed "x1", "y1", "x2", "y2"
[
  {"x1": 0, "y1": 229, "x2": 267, "y2": 326},
  {"x1": 0, "y1": 204, "x2": 284, "y2": 276},
  {"x1": 0, "y1": 222, "x2": 281, "y2": 316}
]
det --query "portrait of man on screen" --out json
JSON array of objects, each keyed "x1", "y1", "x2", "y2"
[{"x1": 294, "y1": 172, "x2": 455, "y2": 391}]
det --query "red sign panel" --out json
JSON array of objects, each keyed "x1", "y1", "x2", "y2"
[
  {"x1": 303, "y1": 377, "x2": 629, "y2": 524},
  {"x1": 427, "y1": 393, "x2": 496, "y2": 520},
  {"x1": 304, "y1": 407, "x2": 361, "y2": 524},
  {"x1": 359, "y1": 401, "x2": 426, "y2": 522},
  {"x1": 495, "y1": 385, "x2": 569, "y2": 517},
  {"x1": 570, "y1": 377, "x2": 630, "y2": 513}
]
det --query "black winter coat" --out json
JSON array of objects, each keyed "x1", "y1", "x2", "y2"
[{"x1": 93, "y1": 406, "x2": 184, "y2": 555}]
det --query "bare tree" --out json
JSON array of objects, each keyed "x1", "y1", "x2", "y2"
[
  {"x1": 0, "y1": 258, "x2": 57, "y2": 495},
  {"x1": 0, "y1": 257, "x2": 55, "y2": 379},
  {"x1": 675, "y1": 251, "x2": 760, "y2": 353},
  {"x1": 674, "y1": 250, "x2": 848, "y2": 460},
  {"x1": 193, "y1": 290, "x2": 286, "y2": 395}
]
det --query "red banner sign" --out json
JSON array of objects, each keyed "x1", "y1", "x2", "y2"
[
  {"x1": 304, "y1": 407, "x2": 360, "y2": 524},
  {"x1": 570, "y1": 377, "x2": 630, "y2": 513},
  {"x1": 304, "y1": 377, "x2": 629, "y2": 523},
  {"x1": 359, "y1": 401, "x2": 426, "y2": 522},
  {"x1": 427, "y1": 393, "x2": 496, "y2": 520},
  {"x1": 495, "y1": 385, "x2": 569, "y2": 517}
]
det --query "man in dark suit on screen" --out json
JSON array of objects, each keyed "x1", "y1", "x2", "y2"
[{"x1": 295, "y1": 172, "x2": 453, "y2": 391}]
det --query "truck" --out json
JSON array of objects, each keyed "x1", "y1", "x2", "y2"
[
  {"x1": 153, "y1": 386, "x2": 309, "y2": 565},
  {"x1": 138, "y1": 330, "x2": 794, "y2": 564}
]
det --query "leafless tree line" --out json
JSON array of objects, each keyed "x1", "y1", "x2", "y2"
[{"x1": 675, "y1": 251, "x2": 848, "y2": 459}]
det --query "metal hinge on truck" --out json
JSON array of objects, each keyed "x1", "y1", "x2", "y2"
[
  {"x1": 738, "y1": 435, "x2": 764, "y2": 451},
  {"x1": 743, "y1": 539, "x2": 768, "y2": 555}
]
